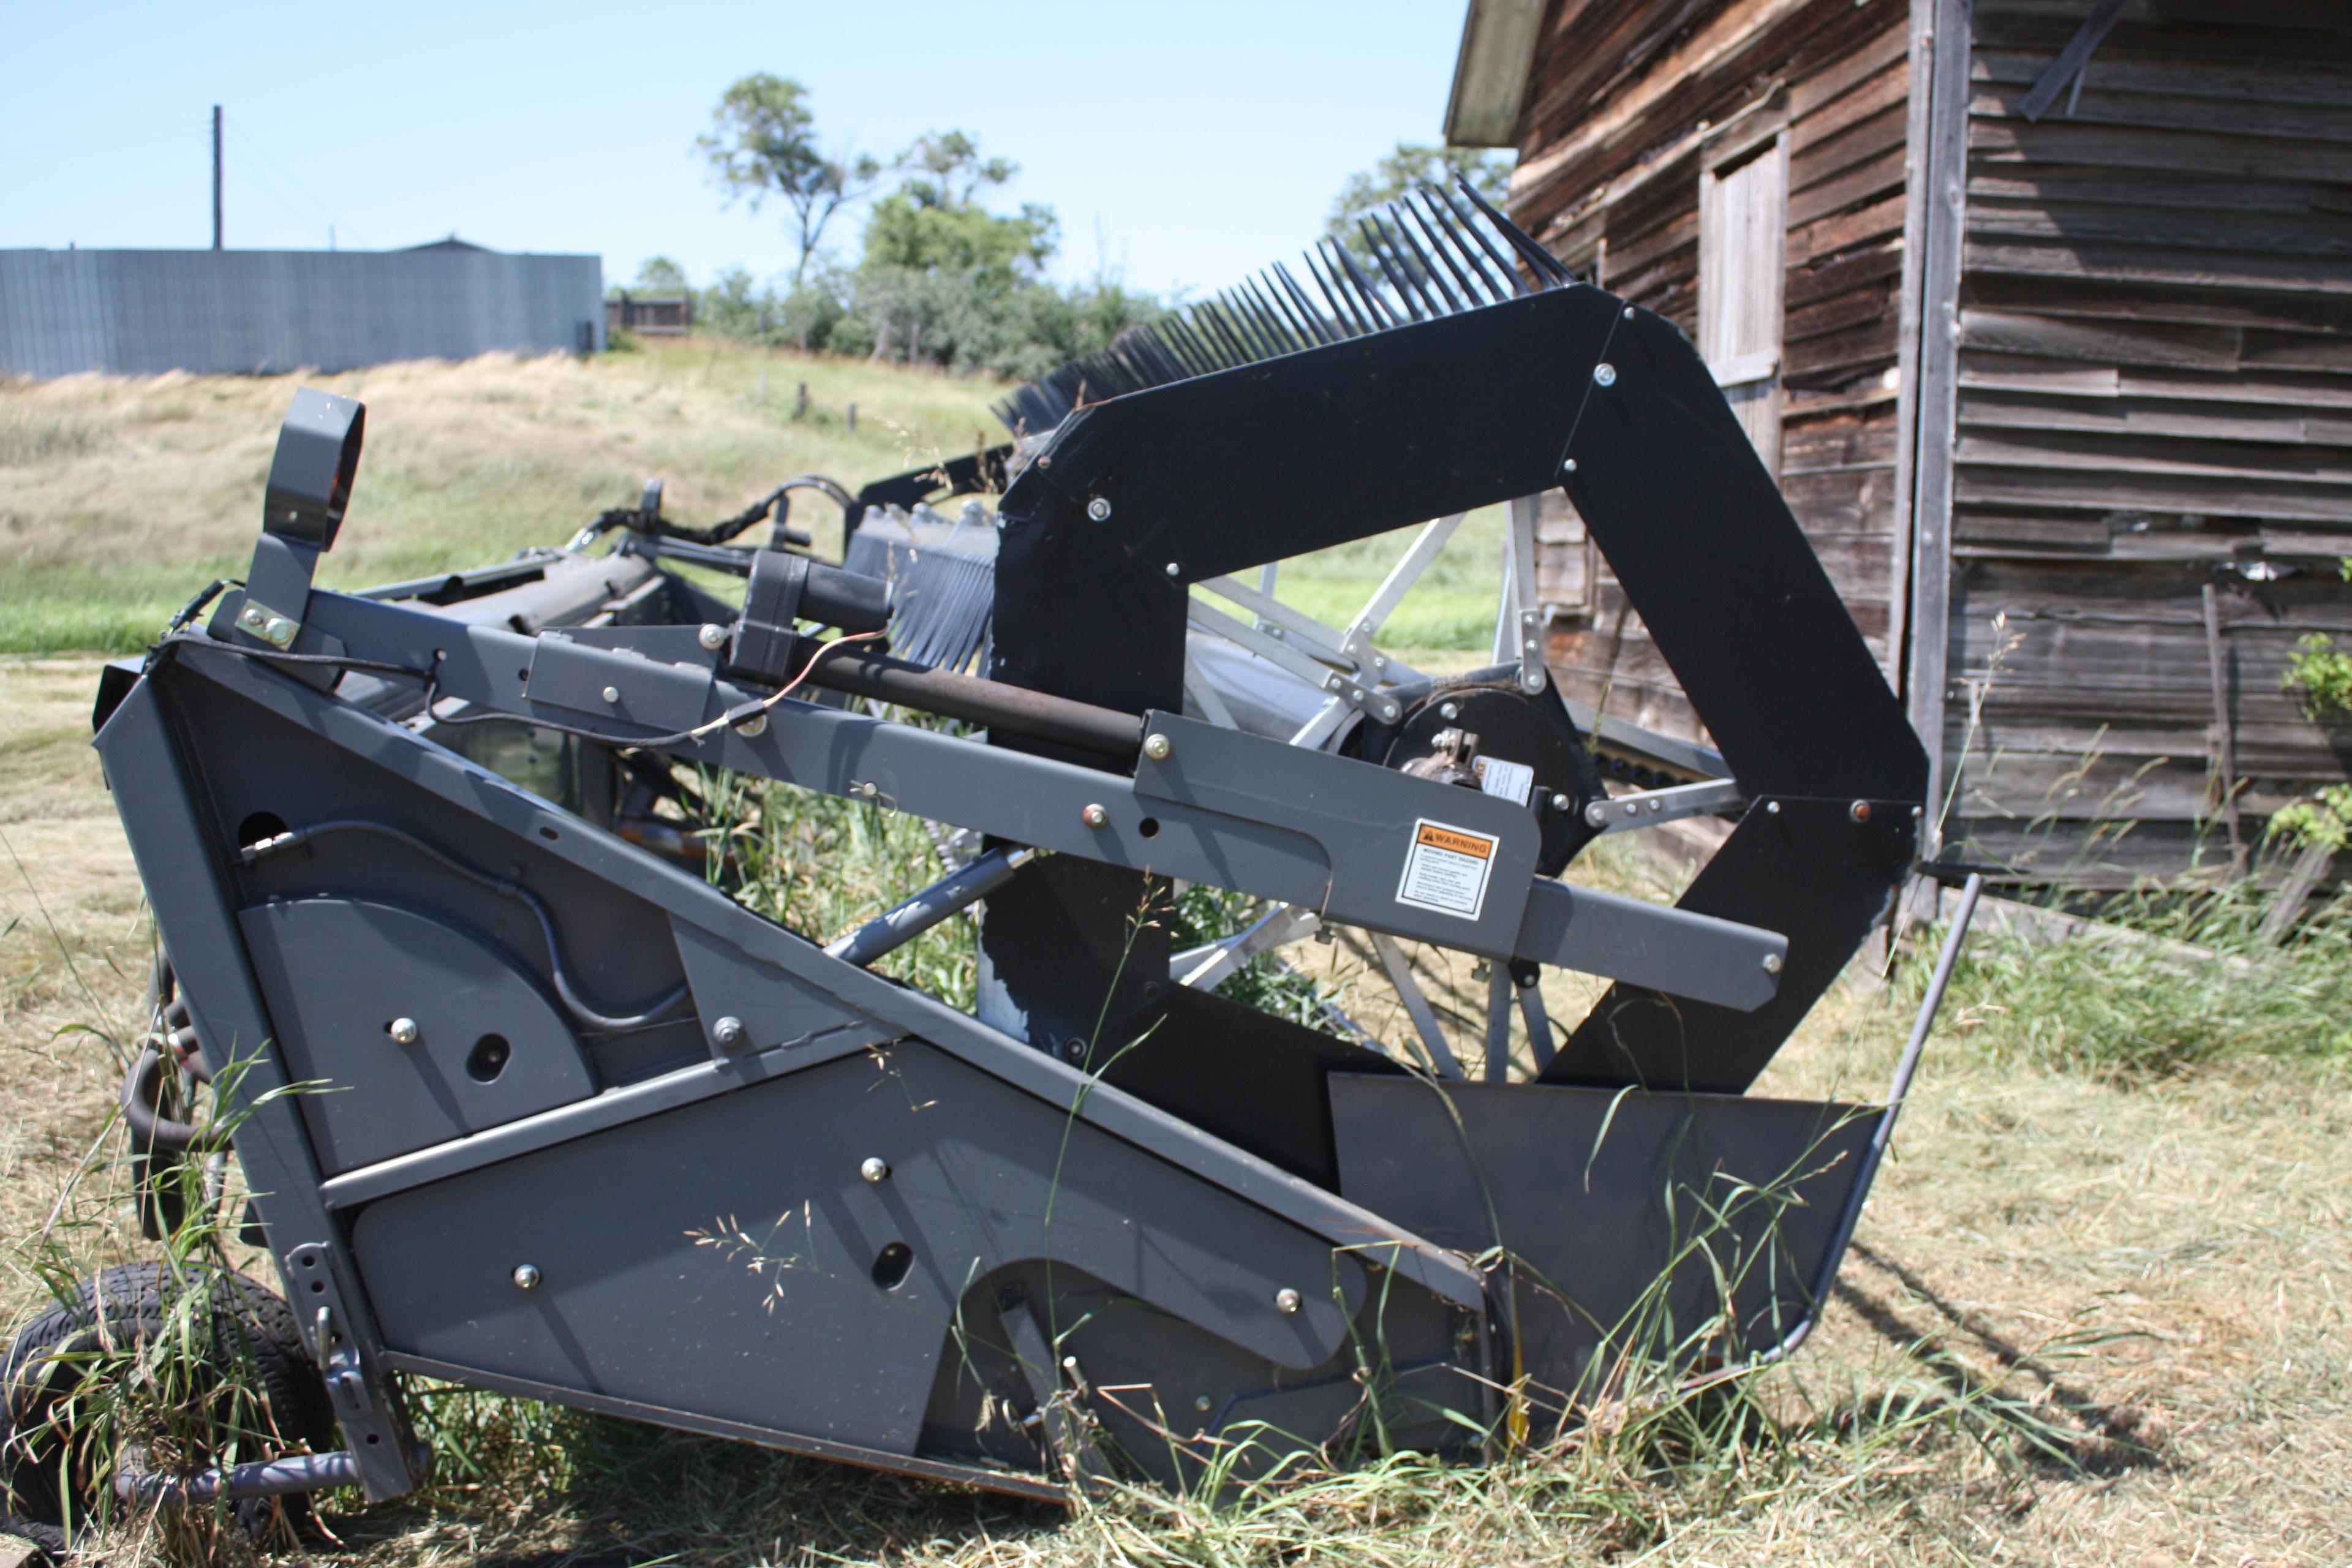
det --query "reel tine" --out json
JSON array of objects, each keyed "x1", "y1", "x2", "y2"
[
  {"x1": 1357, "y1": 217, "x2": 1429, "y2": 322},
  {"x1": 1432, "y1": 181, "x2": 1529, "y2": 297},
  {"x1": 1408, "y1": 188, "x2": 1497, "y2": 306},
  {"x1": 1388, "y1": 205, "x2": 1469, "y2": 315}
]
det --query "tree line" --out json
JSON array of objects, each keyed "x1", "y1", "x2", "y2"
[{"x1": 615, "y1": 73, "x2": 1509, "y2": 383}]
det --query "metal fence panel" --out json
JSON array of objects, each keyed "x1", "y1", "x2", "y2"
[{"x1": 0, "y1": 249, "x2": 604, "y2": 379}]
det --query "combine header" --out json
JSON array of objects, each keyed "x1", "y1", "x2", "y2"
[{"x1": 8, "y1": 184, "x2": 1978, "y2": 1520}]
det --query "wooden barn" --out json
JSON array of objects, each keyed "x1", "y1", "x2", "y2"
[{"x1": 1443, "y1": 0, "x2": 2352, "y2": 895}]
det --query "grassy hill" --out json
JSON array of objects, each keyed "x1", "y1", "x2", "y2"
[{"x1": 0, "y1": 338, "x2": 1507, "y2": 658}]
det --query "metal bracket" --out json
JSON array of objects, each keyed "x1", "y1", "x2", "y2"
[
  {"x1": 1583, "y1": 778, "x2": 1747, "y2": 834},
  {"x1": 282, "y1": 1240, "x2": 422, "y2": 1500},
  {"x1": 234, "y1": 597, "x2": 301, "y2": 649}
]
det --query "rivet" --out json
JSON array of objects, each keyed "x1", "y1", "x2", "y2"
[
  {"x1": 1762, "y1": 953, "x2": 1784, "y2": 974},
  {"x1": 1440, "y1": 702, "x2": 1460, "y2": 720},
  {"x1": 1553, "y1": 792, "x2": 1574, "y2": 813},
  {"x1": 1194, "y1": 1395, "x2": 1213, "y2": 1414},
  {"x1": 1087, "y1": 497, "x2": 1113, "y2": 521},
  {"x1": 1585, "y1": 802, "x2": 1608, "y2": 827},
  {"x1": 1765, "y1": 801, "x2": 1782, "y2": 815},
  {"x1": 712, "y1": 1016, "x2": 744, "y2": 1047},
  {"x1": 388, "y1": 1017, "x2": 421, "y2": 1046},
  {"x1": 1064, "y1": 1037, "x2": 1088, "y2": 1061},
  {"x1": 1143, "y1": 733, "x2": 1173, "y2": 761},
  {"x1": 1623, "y1": 306, "x2": 1636, "y2": 320},
  {"x1": 860, "y1": 1156, "x2": 889, "y2": 1183},
  {"x1": 1850, "y1": 800, "x2": 1873, "y2": 823},
  {"x1": 1081, "y1": 803, "x2": 1108, "y2": 828},
  {"x1": 1164, "y1": 562, "x2": 1181, "y2": 578},
  {"x1": 1275, "y1": 1288, "x2": 1302, "y2": 1314},
  {"x1": 1594, "y1": 363, "x2": 1617, "y2": 386},
  {"x1": 512, "y1": 1264, "x2": 541, "y2": 1291},
  {"x1": 1562, "y1": 458, "x2": 1578, "y2": 473},
  {"x1": 734, "y1": 712, "x2": 767, "y2": 737},
  {"x1": 601, "y1": 685, "x2": 621, "y2": 704}
]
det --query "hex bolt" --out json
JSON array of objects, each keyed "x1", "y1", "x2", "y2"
[
  {"x1": 1275, "y1": 1287, "x2": 1302, "y2": 1315},
  {"x1": 601, "y1": 685, "x2": 621, "y2": 704},
  {"x1": 388, "y1": 1017, "x2": 421, "y2": 1046},
  {"x1": 860, "y1": 1156, "x2": 890, "y2": 1183},
  {"x1": 1762, "y1": 953, "x2": 1784, "y2": 974},
  {"x1": 1850, "y1": 800, "x2": 1873, "y2": 824},
  {"x1": 512, "y1": 1264, "x2": 541, "y2": 1291},
  {"x1": 697, "y1": 622, "x2": 728, "y2": 650},
  {"x1": 1594, "y1": 363, "x2": 1618, "y2": 387},
  {"x1": 1087, "y1": 497, "x2": 1113, "y2": 521},
  {"x1": 712, "y1": 1016, "x2": 744, "y2": 1047},
  {"x1": 1081, "y1": 803, "x2": 1109, "y2": 828},
  {"x1": 1143, "y1": 733, "x2": 1173, "y2": 761}
]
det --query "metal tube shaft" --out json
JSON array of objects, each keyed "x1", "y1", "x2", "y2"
[
  {"x1": 825, "y1": 846, "x2": 1039, "y2": 968},
  {"x1": 788, "y1": 636, "x2": 1143, "y2": 757}
]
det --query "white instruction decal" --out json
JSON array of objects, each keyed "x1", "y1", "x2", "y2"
[
  {"x1": 1395, "y1": 819, "x2": 1499, "y2": 922},
  {"x1": 1475, "y1": 755, "x2": 1536, "y2": 807}
]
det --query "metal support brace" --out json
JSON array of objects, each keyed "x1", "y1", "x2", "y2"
[
  {"x1": 1584, "y1": 777, "x2": 1746, "y2": 833},
  {"x1": 1515, "y1": 969, "x2": 1556, "y2": 1071},
  {"x1": 1370, "y1": 933, "x2": 1464, "y2": 1079},
  {"x1": 1174, "y1": 902, "x2": 1322, "y2": 992},
  {"x1": 1340, "y1": 514, "x2": 1463, "y2": 668},
  {"x1": 1493, "y1": 494, "x2": 1547, "y2": 695},
  {"x1": 1483, "y1": 962, "x2": 1514, "y2": 1084}
]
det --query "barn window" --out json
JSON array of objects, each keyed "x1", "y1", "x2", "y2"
[{"x1": 1698, "y1": 127, "x2": 1789, "y2": 475}]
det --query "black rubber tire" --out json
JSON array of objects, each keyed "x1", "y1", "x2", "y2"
[{"x1": 0, "y1": 1263, "x2": 334, "y2": 1538}]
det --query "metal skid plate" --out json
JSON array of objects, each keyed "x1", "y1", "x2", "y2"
[{"x1": 1329, "y1": 1074, "x2": 1872, "y2": 1423}]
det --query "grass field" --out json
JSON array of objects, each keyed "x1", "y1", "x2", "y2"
[{"x1": 4, "y1": 345, "x2": 2350, "y2": 1566}]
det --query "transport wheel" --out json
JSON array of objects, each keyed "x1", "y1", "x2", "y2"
[{"x1": 0, "y1": 1263, "x2": 333, "y2": 1542}]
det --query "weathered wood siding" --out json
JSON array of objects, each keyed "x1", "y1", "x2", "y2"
[
  {"x1": 1510, "y1": 0, "x2": 1915, "y2": 748},
  {"x1": 1941, "y1": 1, "x2": 2352, "y2": 886}
]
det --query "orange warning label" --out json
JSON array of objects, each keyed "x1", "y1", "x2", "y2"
[{"x1": 1414, "y1": 822, "x2": 1496, "y2": 859}]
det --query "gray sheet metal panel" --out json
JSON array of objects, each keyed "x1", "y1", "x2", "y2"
[
  {"x1": 163, "y1": 647, "x2": 1485, "y2": 1311},
  {"x1": 347, "y1": 1044, "x2": 1366, "y2": 1456},
  {"x1": 89, "y1": 676, "x2": 421, "y2": 1499},
  {"x1": 297, "y1": 590, "x2": 1785, "y2": 1001},
  {"x1": 0, "y1": 249, "x2": 602, "y2": 379},
  {"x1": 1327, "y1": 1074, "x2": 1872, "y2": 1413},
  {"x1": 239, "y1": 898, "x2": 596, "y2": 1174}
]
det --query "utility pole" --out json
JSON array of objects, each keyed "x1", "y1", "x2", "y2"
[{"x1": 211, "y1": 105, "x2": 223, "y2": 251}]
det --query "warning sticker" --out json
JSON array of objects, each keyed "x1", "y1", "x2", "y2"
[
  {"x1": 1475, "y1": 755, "x2": 1536, "y2": 807},
  {"x1": 1395, "y1": 818, "x2": 1499, "y2": 921}
]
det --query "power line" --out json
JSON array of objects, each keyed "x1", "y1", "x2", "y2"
[
  {"x1": 0, "y1": 123, "x2": 197, "y2": 168},
  {"x1": 225, "y1": 119, "x2": 371, "y2": 249}
]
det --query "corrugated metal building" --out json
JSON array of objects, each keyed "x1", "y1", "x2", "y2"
[
  {"x1": 0, "y1": 243, "x2": 604, "y2": 379},
  {"x1": 1445, "y1": 0, "x2": 2352, "y2": 897}
]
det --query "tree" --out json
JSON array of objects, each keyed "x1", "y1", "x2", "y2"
[
  {"x1": 1325, "y1": 143, "x2": 1513, "y2": 247},
  {"x1": 696, "y1": 74, "x2": 880, "y2": 287},
  {"x1": 855, "y1": 130, "x2": 1056, "y2": 366},
  {"x1": 630, "y1": 255, "x2": 688, "y2": 294}
]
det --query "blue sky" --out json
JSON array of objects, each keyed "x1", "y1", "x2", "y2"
[{"x1": 2, "y1": 2, "x2": 1478, "y2": 300}]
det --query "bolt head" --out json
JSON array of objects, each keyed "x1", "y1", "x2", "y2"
[
  {"x1": 734, "y1": 712, "x2": 767, "y2": 737},
  {"x1": 1594, "y1": 362, "x2": 1618, "y2": 387},
  {"x1": 512, "y1": 1264, "x2": 541, "y2": 1291},
  {"x1": 1553, "y1": 792, "x2": 1574, "y2": 813},
  {"x1": 1623, "y1": 305, "x2": 1637, "y2": 320},
  {"x1": 1275, "y1": 1287, "x2": 1302, "y2": 1315},
  {"x1": 1087, "y1": 496, "x2": 1113, "y2": 521},
  {"x1": 1081, "y1": 802, "x2": 1109, "y2": 829},
  {"x1": 1142, "y1": 733, "x2": 1173, "y2": 761},
  {"x1": 1562, "y1": 458, "x2": 1578, "y2": 473},
  {"x1": 860, "y1": 1156, "x2": 890, "y2": 1183},
  {"x1": 1765, "y1": 801, "x2": 1782, "y2": 815},
  {"x1": 1440, "y1": 702, "x2": 1460, "y2": 720},
  {"x1": 712, "y1": 1016, "x2": 744, "y2": 1047},
  {"x1": 1585, "y1": 802, "x2": 1608, "y2": 827},
  {"x1": 1762, "y1": 952, "x2": 1784, "y2": 974},
  {"x1": 1194, "y1": 1395, "x2": 1213, "y2": 1414},
  {"x1": 1064, "y1": 1038, "x2": 1088, "y2": 1061},
  {"x1": 601, "y1": 685, "x2": 621, "y2": 704},
  {"x1": 698, "y1": 622, "x2": 729, "y2": 650},
  {"x1": 1164, "y1": 562, "x2": 1182, "y2": 578},
  {"x1": 388, "y1": 1017, "x2": 421, "y2": 1046},
  {"x1": 1850, "y1": 800, "x2": 1873, "y2": 824}
]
